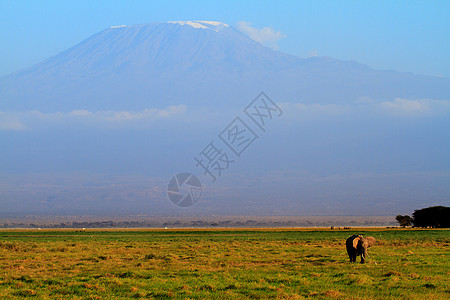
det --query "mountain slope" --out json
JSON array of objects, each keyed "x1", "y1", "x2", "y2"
[{"x1": 1, "y1": 21, "x2": 449, "y2": 112}]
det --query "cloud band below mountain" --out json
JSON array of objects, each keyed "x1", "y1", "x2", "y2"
[
  {"x1": 0, "y1": 105, "x2": 187, "y2": 130},
  {"x1": 1, "y1": 98, "x2": 448, "y2": 131}
]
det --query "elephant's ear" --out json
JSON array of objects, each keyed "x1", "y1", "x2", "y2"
[
  {"x1": 366, "y1": 236, "x2": 376, "y2": 247},
  {"x1": 352, "y1": 236, "x2": 361, "y2": 249}
]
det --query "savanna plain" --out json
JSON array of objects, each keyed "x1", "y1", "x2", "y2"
[{"x1": 0, "y1": 228, "x2": 448, "y2": 299}]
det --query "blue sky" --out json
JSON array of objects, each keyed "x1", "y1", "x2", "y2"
[{"x1": 1, "y1": 0, "x2": 449, "y2": 77}]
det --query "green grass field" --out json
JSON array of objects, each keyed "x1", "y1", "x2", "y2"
[{"x1": 0, "y1": 228, "x2": 449, "y2": 299}]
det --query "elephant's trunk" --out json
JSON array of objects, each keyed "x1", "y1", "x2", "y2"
[{"x1": 361, "y1": 248, "x2": 368, "y2": 263}]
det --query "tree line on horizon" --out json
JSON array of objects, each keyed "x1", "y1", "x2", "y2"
[{"x1": 396, "y1": 206, "x2": 450, "y2": 228}]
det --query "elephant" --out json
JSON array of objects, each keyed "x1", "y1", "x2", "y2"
[{"x1": 346, "y1": 235, "x2": 376, "y2": 263}]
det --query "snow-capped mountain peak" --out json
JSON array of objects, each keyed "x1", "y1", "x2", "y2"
[
  {"x1": 1, "y1": 21, "x2": 449, "y2": 112},
  {"x1": 168, "y1": 20, "x2": 229, "y2": 31}
]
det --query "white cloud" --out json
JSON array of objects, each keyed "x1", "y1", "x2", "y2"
[
  {"x1": 236, "y1": 21, "x2": 285, "y2": 48},
  {"x1": 70, "y1": 109, "x2": 92, "y2": 117},
  {"x1": 0, "y1": 105, "x2": 187, "y2": 130},
  {"x1": 278, "y1": 102, "x2": 352, "y2": 118},
  {"x1": 100, "y1": 105, "x2": 186, "y2": 121},
  {"x1": 278, "y1": 98, "x2": 450, "y2": 120},
  {"x1": 381, "y1": 98, "x2": 450, "y2": 115},
  {"x1": 156, "y1": 105, "x2": 187, "y2": 118}
]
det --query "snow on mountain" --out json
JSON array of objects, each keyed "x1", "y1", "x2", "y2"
[{"x1": 168, "y1": 21, "x2": 229, "y2": 31}]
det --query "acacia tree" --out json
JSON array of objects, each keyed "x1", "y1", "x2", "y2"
[
  {"x1": 395, "y1": 215, "x2": 413, "y2": 227},
  {"x1": 412, "y1": 206, "x2": 450, "y2": 228}
]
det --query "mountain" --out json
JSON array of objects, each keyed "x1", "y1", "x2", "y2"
[
  {"x1": 1, "y1": 20, "x2": 449, "y2": 112},
  {"x1": 1, "y1": 21, "x2": 449, "y2": 216}
]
